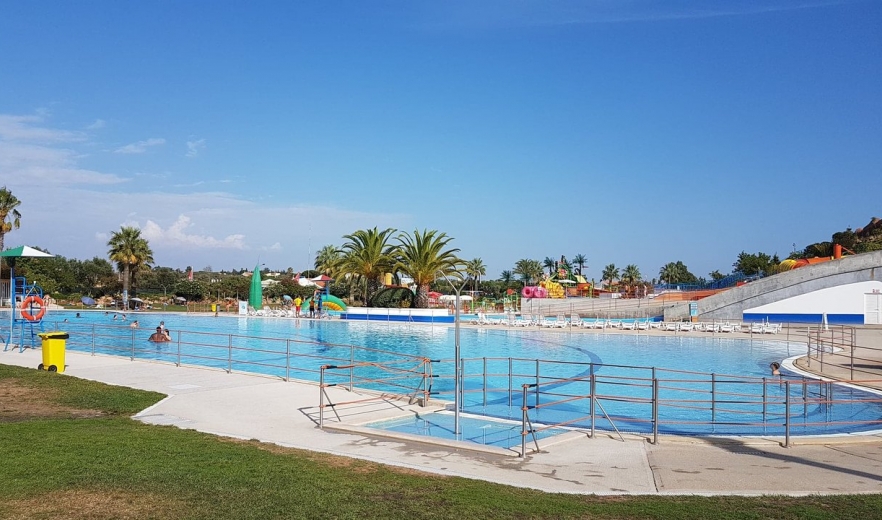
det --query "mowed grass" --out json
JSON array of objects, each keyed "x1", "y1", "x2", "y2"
[{"x1": 1, "y1": 364, "x2": 881, "y2": 519}]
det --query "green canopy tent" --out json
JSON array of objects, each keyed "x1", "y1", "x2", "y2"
[{"x1": 1, "y1": 246, "x2": 55, "y2": 351}]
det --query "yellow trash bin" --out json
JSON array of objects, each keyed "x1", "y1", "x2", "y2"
[
  {"x1": 37, "y1": 331, "x2": 69, "y2": 373},
  {"x1": 210, "y1": 303, "x2": 217, "y2": 312}
]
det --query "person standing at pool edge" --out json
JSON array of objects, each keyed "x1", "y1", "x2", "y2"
[
  {"x1": 294, "y1": 296, "x2": 302, "y2": 317},
  {"x1": 309, "y1": 298, "x2": 315, "y2": 318}
]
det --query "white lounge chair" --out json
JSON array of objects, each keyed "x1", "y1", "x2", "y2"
[
  {"x1": 514, "y1": 314, "x2": 531, "y2": 327},
  {"x1": 664, "y1": 322, "x2": 678, "y2": 331},
  {"x1": 762, "y1": 323, "x2": 781, "y2": 334},
  {"x1": 621, "y1": 320, "x2": 636, "y2": 330},
  {"x1": 636, "y1": 319, "x2": 650, "y2": 331},
  {"x1": 569, "y1": 314, "x2": 582, "y2": 328},
  {"x1": 678, "y1": 322, "x2": 694, "y2": 332},
  {"x1": 749, "y1": 322, "x2": 763, "y2": 334}
]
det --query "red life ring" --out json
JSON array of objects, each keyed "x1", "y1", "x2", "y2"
[{"x1": 21, "y1": 295, "x2": 46, "y2": 322}]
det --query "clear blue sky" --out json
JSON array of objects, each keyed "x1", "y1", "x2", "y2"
[{"x1": 1, "y1": 0, "x2": 880, "y2": 282}]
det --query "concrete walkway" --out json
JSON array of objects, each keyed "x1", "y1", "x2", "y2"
[{"x1": 4, "y1": 346, "x2": 882, "y2": 496}]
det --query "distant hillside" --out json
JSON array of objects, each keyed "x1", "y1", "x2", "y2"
[{"x1": 795, "y1": 216, "x2": 882, "y2": 259}]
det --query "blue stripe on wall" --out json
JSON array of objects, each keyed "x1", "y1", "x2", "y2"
[
  {"x1": 743, "y1": 313, "x2": 864, "y2": 325},
  {"x1": 341, "y1": 313, "x2": 454, "y2": 323}
]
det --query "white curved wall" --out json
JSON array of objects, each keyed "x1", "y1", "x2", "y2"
[{"x1": 744, "y1": 281, "x2": 882, "y2": 324}]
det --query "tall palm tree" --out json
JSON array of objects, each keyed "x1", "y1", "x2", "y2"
[
  {"x1": 621, "y1": 264, "x2": 641, "y2": 297},
  {"x1": 314, "y1": 244, "x2": 341, "y2": 277},
  {"x1": 395, "y1": 229, "x2": 461, "y2": 308},
  {"x1": 543, "y1": 257, "x2": 556, "y2": 276},
  {"x1": 572, "y1": 253, "x2": 587, "y2": 276},
  {"x1": 499, "y1": 270, "x2": 514, "y2": 285},
  {"x1": 338, "y1": 227, "x2": 397, "y2": 305},
  {"x1": 0, "y1": 186, "x2": 22, "y2": 252},
  {"x1": 514, "y1": 259, "x2": 543, "y2": 286},
  {"x1": 601, "y1": 263, "x2": 619, "y2": 292},
  {"x1": 658, "y1": 261, "x2": 696, "y2": 284},
  {"x1": 107, "y1": 226, "x2": 153, "y2": 303},
  {"x1": 465, "y1": 257, "x2": 486, "y2": 292}
]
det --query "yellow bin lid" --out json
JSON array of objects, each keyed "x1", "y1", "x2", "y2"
[{"x1": 38, "y1": 331, "x2": 70, "y2": 340}]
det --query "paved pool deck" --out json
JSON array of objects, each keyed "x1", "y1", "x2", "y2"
[{"x1": 4, "y1": 339, "x2": 882, "y2": 497}]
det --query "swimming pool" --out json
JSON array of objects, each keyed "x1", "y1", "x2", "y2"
[{"x1": 8, "y1": 310, "x2": 882, "y2": 437}]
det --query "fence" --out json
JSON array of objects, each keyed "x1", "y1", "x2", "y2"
[{"x1": 4, "y1": 318, "x2": 882, "y2": 456}]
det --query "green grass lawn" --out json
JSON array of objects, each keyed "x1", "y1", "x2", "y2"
[{"x1": 1, "y1": 363, "x2": 880, "y2": 519}]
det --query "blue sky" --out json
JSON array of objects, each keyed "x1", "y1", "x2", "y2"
[{"x1": 1, "y1": 0, "x2": 879, "y2": 281}]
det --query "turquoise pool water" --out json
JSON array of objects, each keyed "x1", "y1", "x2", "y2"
[
  {"x1": 11, "y1": 310, "x2": 882, "y2": 437},
  {"x1": 365, "y1": 412, "x2": 568, "y2": 450}
]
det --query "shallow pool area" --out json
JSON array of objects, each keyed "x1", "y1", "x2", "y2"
[{"x1": 364, "y1": 411, "x2": 569, "y2": 449}]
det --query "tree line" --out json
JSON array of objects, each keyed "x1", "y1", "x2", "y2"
[{"x1": 2, "y1": 186, "x2": 879, "y2": 306}]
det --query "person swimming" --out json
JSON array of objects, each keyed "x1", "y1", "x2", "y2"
[
  {"x1": 770, "y1": 362, "x2": 781, "y2": 376},
  {"x1": 149, "y1": 326, "x2": 170, "y2": 342}
]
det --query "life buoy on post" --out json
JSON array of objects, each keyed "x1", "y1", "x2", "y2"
[{"x1": 20, "y1": 295, "x2": 46, "y2": 322}]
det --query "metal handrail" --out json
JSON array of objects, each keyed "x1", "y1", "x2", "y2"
[{"x1": 5, "y1": 319, "x2": 882, "y2": 452}]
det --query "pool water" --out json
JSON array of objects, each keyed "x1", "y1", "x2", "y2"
[
  {"x1": 365, "y1": 411, "x2": 568, "y2": 450},
  {"x1": 10, "y1": 310, "x2": 882, "y2": 437}
]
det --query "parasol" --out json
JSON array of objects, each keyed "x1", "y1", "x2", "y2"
[{"x1": 81, "y1": 296, "x2": 96, "y2": 306}]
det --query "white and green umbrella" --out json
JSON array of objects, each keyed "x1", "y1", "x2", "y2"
[{"x1": 0, "y1": 245, "x2": 55, "y2": 258}]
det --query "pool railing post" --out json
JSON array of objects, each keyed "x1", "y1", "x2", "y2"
[
  {"x1": 349, "y1": 346, "x2": 354, "y2": 392},
  {"x1": 711, "y1": 373, "x2": 716, "y2": 423},
  {"x1": 803, "y1": 377, "x2": 808, "y2": 418},
  {"x1": 130, "y1": 327, "x2": 135, "y2": 361},
  {"x1": 589, "y1": 373, "x2": 596, "y2": 438},
  {"x1": 319, "y1": 367, "x2": 325, "y2": 428},
  {"x1": 762, "y1": 377, "x2": 768, "y2": 423},
  {"x1": 482, "y1": 357, "x2": 487, "y2": 407},
  {"x1": 227, "y1": 334, "x2": 232, "y2": 373},
  {"x1": 176, "y1": 331, "x2": 181, "y2": 367},
  {"x1": 651, "y1": 378, "x2": 659, "y2": 445},
  {"x1": 520, "y1": 384, "x2": 528, "y2": 458},
  {"x1": 534, "y1": 359, "x2": 540, "y2": 408},
  {"x1": 508, "y1": 357, "x2": 513, "y2": 407},
  {"x1": 285, "y1": 339, "x2": 290, "y2": 382},
  {"x1": 784, "y1": 380, "x2": 791, "y2": 447},
  {"x1": 91, "y1": 324, "x2": 95, "y2": 355}
]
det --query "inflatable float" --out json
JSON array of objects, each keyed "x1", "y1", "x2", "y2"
[{"x1": 303, "y1": 294, "x2": 347, "y2": 311}]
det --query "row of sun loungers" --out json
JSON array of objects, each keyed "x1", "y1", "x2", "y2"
[{"x1": 468, "y1": 313, "x2": 782, "y2": 334}]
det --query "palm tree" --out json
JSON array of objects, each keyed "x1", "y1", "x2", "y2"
[
  {"x1": 601, "y1": 263, "x2": 619, "y2": 292},
  {"x1": 658, "y1": 261, "x2": 696, "y2": 284},
  {"x1": 314, "y1": 244, "x2": 341, "y2": 276},
  {"x1": 514, "y1": 259, "x2": 543, "y2": 286},
  {"x1": 395, "y1": 229, "x2": 461, "y2": 308},
  {"x1": 465, "y1": 258, "x2": 486, "y2": 292},
  {"x1": 543, "y1": 257, "x2": 556, "y2": 276},
  {"x1": 0, "y1": 186, "x2": 22, "y2": 252},
  {"x1": 621, "y1": 264, "x2": 641, "y2": 297},
  {"x1": 338, "y1": 227, "x2": 397, "y2": 305},
  {"x1": 107, "y1": 226, "x2": 154, "y2": 303},
  {"x1": 499, "y1": 270, "x2": 514, "y2": 285},
  {"x1": 572, "y1": 253, "x2": 587, "y2": 276}
]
